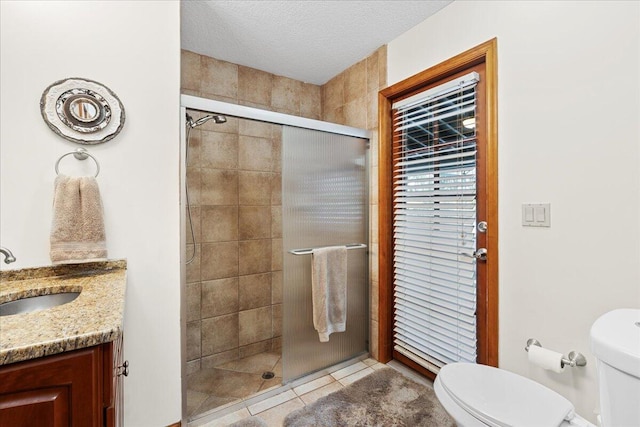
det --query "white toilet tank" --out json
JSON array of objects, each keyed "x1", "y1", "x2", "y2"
[{"x1": 590, "y1": 309, "x2": 640, "y2": 427}]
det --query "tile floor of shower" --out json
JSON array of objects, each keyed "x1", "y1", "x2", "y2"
[
  {"x1": 187, "y1": 350, "x2": 283, "y2": 420},
  {"x1": 187, "y1": 357, "x2": 430, "y2": 427}
]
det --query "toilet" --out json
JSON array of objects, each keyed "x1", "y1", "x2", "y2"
[
  {"x1": 434, "y1": 363, "x2": 593, "y2": 427},
  {"x1": 590, "y1": 308, "x2": 640, "y2": 427},
  {"x1": 434, "y1": 308, "x2": 640, "y2": 427}
]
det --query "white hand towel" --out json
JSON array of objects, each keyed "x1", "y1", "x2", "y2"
[
  {"x1": 311, "y1": 246, "x2": 347, "y2": 342},
  {"x1": 50, "y1": 174, "x2": 107, "y2": 264}
]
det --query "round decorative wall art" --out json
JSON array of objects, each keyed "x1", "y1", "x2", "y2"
[{"x1": 40, "y1": 77, "x2": 125, "y2": 144}]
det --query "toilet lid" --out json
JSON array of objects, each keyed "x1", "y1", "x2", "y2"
[{"x1": 438, "y1": 363, "x2": 575, "y2": 427}]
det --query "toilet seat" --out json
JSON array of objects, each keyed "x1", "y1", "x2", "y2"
[{"x1": 438, "y1": 363, "x2": 576, "y2": 427}]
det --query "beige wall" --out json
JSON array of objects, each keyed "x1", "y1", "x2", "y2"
[{"x1": 321, "y1": 46, "x2": 387, "y2": 359}]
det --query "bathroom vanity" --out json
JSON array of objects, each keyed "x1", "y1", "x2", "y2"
[{"x1": 0, "y1": 260, "x2": 127, "y2": 427}]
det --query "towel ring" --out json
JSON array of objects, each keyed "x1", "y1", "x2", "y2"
[{"x1": 55, "y1": 148, "x2": 100, "y2": 177}]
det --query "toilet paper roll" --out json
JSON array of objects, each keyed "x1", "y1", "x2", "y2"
[{"x1": 528, "y1": 345, "x2": 565, "y2": 373}]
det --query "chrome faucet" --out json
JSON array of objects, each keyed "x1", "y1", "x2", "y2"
[{"x1": 0, "y1": 247, "x2": 16, "y2": 264}]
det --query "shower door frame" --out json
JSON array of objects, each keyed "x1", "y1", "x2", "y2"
[{"x1": 178, "y1": 94, "x2": 370, "y2": 423}]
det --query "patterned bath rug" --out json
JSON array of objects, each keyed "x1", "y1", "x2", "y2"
[
  {"x1": 283, "y1": 367, "x2": 455, "y2": 427},
  {"x1": 228, "y1": 416, "x2": 268, "y2": 427}
]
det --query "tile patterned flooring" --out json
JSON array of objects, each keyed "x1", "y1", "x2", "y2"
[
  {"x1": 188, "y1": 356, "x2": 404, "y2": 427},
  {"x1": 188, "y1": 351, "x2": 283, "y2": 420}
]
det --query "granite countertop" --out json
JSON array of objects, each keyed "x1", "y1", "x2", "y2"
[{"x1": 0, "y1": 259, "x2": 126, "y2": 365}]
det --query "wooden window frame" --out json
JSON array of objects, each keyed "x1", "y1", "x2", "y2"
[{"x1": 377, "y1": 39, "x2": 499, "y2": 374}]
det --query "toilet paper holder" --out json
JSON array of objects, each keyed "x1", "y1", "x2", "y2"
[{"x1": 525, "y1": 339, "x2": 587, "y2": 368}]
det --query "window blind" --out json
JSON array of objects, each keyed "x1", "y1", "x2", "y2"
[{"x1": 392, "y1": 72, "x2": 479, "y2": 372}]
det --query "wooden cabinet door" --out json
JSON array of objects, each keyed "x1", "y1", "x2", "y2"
[
  {"x1": 0, "y1": 387, "x2": 70, "y2": 427},
  {"x1": 0, "y1": 347, "x2": 103, "y2": 427}
]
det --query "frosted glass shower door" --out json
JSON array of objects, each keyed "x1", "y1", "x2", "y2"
[{"x1": 282, "y1": 126, "x2": 369, "y2": 382}]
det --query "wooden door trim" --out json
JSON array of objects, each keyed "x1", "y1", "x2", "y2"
[{"x1": 377, "y1": 38, "x2": 499, "y2": 367}]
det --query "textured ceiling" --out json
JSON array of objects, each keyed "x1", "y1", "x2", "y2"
[{"x1": 181, "y1": 0, "x2": 453, "y2": 85}]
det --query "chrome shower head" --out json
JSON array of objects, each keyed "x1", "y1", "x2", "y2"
[
  {"x1": 195, "y1": 114, "x2": 227, "y2": 126},
  {"x1": 186, "y1": 113, "x2": 227, "y2": 128}
]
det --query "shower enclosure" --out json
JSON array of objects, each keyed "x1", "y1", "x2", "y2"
[{"x1": 180, "y1": 95, "x2": 369, "y2": 423}]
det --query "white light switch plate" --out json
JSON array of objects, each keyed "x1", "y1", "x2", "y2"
[{"x1": 522, "y1": 203, "x2": 550, "y2": 227}]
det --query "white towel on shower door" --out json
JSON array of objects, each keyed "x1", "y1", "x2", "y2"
[{"x1": 311, "y1": 246, "x2": 347, "y2": 342}]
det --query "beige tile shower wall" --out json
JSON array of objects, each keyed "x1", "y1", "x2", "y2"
[
  {"x1": 182, "y1": 50, "x2": 321, "y2": 119},
  {"x1": 181, "y1": 50, "x2": 321, "y2": 374},
  {"x1": 321, "y1": 46, "x2": 387, "y2": 361}
]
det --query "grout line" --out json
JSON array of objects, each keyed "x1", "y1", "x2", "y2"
[
  {"x1": 248, "y1": 390, "x2": 297, "y2": 415},
  {"x1": 330, "y1": 361, "x2": 368, "y2": 380},
  {"x1": 338, "y1": 366, "x2": 374, "y2": 386},
  {"x1": 292, "y1": 374, "x2": 335, "y2": 397},
  {"x1": 270, "y1": 356, "x2": 280, "y2": 371}
]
